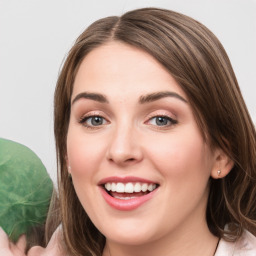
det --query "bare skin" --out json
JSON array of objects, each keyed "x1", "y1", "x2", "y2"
[
  {"x1": 67, "y1": 42, "x2": 233, "y2": 256},
  {"x1": 0, "y1": 42, "x2": 233, "y2": 256},
  {"x1": 0, "y1": 227, "x2": 64, "y2": 256}
]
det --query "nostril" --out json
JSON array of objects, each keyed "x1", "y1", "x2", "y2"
[
  {"x1": 106, "y1": 145, "x2": 143, "y2": 165},
  {"x1": 126, "y1": 158, "x2": 135, "y2": 162}
]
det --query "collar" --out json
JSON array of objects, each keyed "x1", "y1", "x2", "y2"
[{"x1": 215, "y1": 229, "x2": 256, "y2": 256}]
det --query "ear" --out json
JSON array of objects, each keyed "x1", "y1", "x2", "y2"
[{"x1": 210, "y1": 148, "x2": 234, "y2": 179}]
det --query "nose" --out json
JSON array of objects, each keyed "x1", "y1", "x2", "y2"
[{"x1": 106, "y1": 123, "x2": 143, "y2": 166}]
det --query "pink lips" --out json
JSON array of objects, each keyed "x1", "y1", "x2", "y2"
[{"x1": 98, "y1": 176, "x2": 159, "y2": 211}]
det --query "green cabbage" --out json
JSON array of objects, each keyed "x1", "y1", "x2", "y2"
[{"x1": 0, "y1": 138, "x2": 53, "y2": 242}]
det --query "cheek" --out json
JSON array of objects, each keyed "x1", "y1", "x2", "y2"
[
  {"x1": 66, "y1": 129, "x2": 103, "y2": 180},
  {"x1": 146, "y1": 129, "x2": 212, "y2": 183},
  {"x1": 66, "y1": 127, "x2": 113, "y2": 224},
  {"x1": 66, "y1": 129, "x2": 102, "y2": 211}
]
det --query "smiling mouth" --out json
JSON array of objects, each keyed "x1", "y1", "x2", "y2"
[{"x1": 103, "y1": 182, "x2": 159, "y2": 200}]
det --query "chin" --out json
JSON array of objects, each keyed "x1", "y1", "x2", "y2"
[
  {"x1": 99, "y1": 220, "x2": 162, "y2": 246},
  {"x1": 106, "y1": 231, "x2": 156, "y2": 246}
]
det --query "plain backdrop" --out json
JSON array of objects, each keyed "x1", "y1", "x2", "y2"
[{"x1": 0, "y1": 0, "x2": 255, "y2": 183}]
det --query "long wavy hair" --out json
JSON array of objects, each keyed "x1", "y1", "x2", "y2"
[{"x1": 51, "y1": 7, "x2": 256, "y2": 256}]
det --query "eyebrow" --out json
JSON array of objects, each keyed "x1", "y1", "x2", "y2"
[
  {"x1": 71, "y1": 91, "x2": 187, "y2": 105},
  {"x1": 72, "y1": 92, "x2": 109, "y2": 105},
  {"x1": 139, "y1": 91, "x2": 187, "y2": 104}
]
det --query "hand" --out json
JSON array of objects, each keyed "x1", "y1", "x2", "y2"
[
  {"x1": 0, "y1": 227, "x2": 26, "y2": 256},
  {"x1": 0, "y1": 226, "x2": 64, "y2": 256},
  {"x1": 27, "y1": 227, "x2": 64, "y2": 256}
]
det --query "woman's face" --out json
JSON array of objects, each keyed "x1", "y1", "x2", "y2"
[{"x1": 67, "y1": 42, "x2": 219, "y2": 246}]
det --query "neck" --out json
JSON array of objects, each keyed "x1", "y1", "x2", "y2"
[{"x1": 103, "y1": 221, "x2": 219, "y2": 256}]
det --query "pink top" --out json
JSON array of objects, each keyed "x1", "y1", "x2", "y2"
[{"x1": 215, "y1": 229, "x2": 256, "y2": 256}]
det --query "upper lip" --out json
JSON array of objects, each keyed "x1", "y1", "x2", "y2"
[{"x1": 98, "y1": 176, "x2": 159, "y2": 185}]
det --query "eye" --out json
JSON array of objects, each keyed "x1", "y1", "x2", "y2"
[
  {"x1": 79, "y1": 115, "x2": 107, "y2": 127},
  {"x1": 147, "y1": 116, "x2": 177, "y2": 127}
]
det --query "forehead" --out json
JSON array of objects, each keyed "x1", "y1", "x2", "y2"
[{"x1": 72, "y1": 41, "x2": 186, "y2": 101}]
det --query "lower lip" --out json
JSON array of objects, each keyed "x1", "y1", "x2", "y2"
[{"x1": 99, "y1": 186, "x2": 158, "y2": 211}]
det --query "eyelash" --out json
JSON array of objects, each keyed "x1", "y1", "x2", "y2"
[
  {"x1": 146, "y1": 115, "x2": 178, "y2": 128},
  {"x1": 79, "y1": 114, "x2": 108, "y2": 129},
  {"x1": 78, "y1": 114, "x2": 178, "y2": 129}
]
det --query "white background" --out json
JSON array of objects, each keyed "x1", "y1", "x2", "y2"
[{"x1": 0, "y1": 0, "x2": 255, "y2": 183}]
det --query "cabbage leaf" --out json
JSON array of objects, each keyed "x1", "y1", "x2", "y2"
[{"x1": 0, "y1": 138, "x2": 53, "y2": 242}]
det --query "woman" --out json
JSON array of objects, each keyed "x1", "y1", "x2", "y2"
[{"x1": 2, "y1": 7, "x2": 256, "y2": 256}]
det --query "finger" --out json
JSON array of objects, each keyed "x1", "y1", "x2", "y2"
[
  {"x1": 15, "y1": 235, "x2": 27, "y2": 253},
  {"x1": 0, "y1": 227, "x2": 21, "y2": 256},
  {"x1": 9, "y1": 235, "x2": 26, "y2": 256},
  {"x1": 27, "y1": 245, "x2": 45, "y2": 256},
  {"x1": 0, "y1": 226, "x2": 10, "y2": 249},
  {"x1": 28, "y1": 227, "x2": 64, "y2": 256},
  {"x1": 43, "y1": 227, "x2": 63, "y2": 255},
  {"x1": 47, "y1": 226, "x2": 61, "y2": 249}
]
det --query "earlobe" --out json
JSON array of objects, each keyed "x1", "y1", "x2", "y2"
[
  {"x1": 211, "y1": 149, "x2": 234, "y2": 179},
  {"x1": 66, "y1": 157, "x2": 72, "y2": 179},
  {"x1": 65, "y1": 155, "x2": 71, "y2": 174}
]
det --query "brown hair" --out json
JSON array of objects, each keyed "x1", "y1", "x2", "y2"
[{"x1": 52, "y1": 7, "x2": 256, "y2": 255}]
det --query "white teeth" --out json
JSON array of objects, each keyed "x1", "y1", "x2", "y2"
[
  {"x1": 141, "y1": 183, "x2": 148, "y2": 192},
  {"x1": 106, "y1": 183, "x2": 111, "y2": 191},
  {"x1": 114, "y1": 196, "x2": 136, "y2": 200},
  {"x1": 116, "y1": 183, "x2": 125, "y2": 193},
  {"x1": 134, "y1": 182, "x2": 141, "y2": 192},
  {"x1": 111, "y1": 182, "x2": 116, "y2": 192},
  {"x1": 125, "y1": 183, "x2": 133, "y2": 193},
  {"x1": 104, "y1": 182, "x2": 157, "y2": 193}
]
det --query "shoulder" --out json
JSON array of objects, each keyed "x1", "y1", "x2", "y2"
[{"x1": 215, "y1": 229, "x2": 256, "y2": 256}]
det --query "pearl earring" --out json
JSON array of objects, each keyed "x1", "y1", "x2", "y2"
[
  {"x1": 68, "y1": 166, "x2": 72, "y2": 178},
  {"x1": 217, "y1": 170, "x2": 221, "y2": 176}
]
